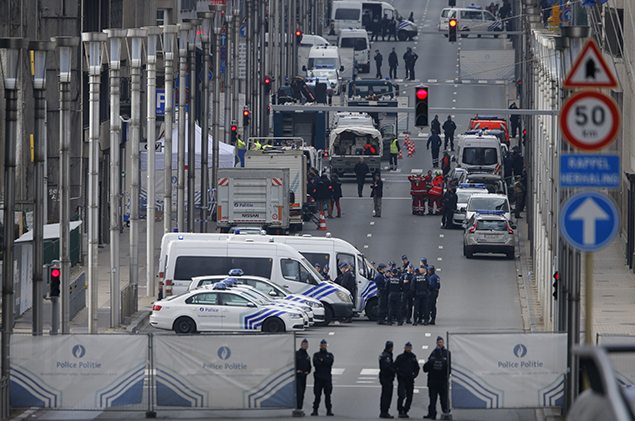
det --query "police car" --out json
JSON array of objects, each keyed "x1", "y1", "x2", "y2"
[
  {"x1": 188, "y1": 273, "x2": 326, "y2": 324},
  {"x1": 150, "y1": 283, "x2": 307, "y2": 334},
  {"x1": 463, "y1": 212, "x2": 516, "y2": 259},
  {"x1": 464, "y1": 193, "x2": 511, "y2": 227},
  {"x1": 452, "y1": 183, "x2": 489, "y2": 226}
]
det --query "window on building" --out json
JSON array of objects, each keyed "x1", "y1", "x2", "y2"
[{"x1": 157, "y1": 8, "x2": 168, "y2": 26}]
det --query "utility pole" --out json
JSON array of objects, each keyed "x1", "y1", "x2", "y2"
[
  {"x1": 0, "y1": 37, "x2": 28, "y2": 419},
  {"x1": 127, "y1": 28, "x2": 146, "y2": 313},
  {"x1": 198, "y1": 12, "x2": 212, "y2": 232},
  {"x1": 177, "y1": 23, "x2": 191, "y2": 232},
  {"x1": 259, "y1": 0, "x2": 268, "y2": 134},
  {"x1": 186, "y1": 20, "x2": 199, "y2": 232},
  {"x1": 29, "y1": 40, "x2": 55, "y2": 336},
  {"x1": 232, "y1": 7, "x2": 240, "y2": 135},
  {"x1": 245, "y1": 0, "x2": 253, "y2": 137},
  {"x1": 162, "y1": 25, "x2": 177, "y2": 233},
  {"x1": 224, "y1": 12, "x2": 233, "y2": 149},
  {"x1": 212, "y1": 8, "x2": 224, "y2": 194},
  {"x1": 104, "y1": 28, "x2": 126, "y2": 328}
]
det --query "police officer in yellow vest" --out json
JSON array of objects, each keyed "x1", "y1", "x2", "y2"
[
  {"x1": 252, "y1": 139, "x2": 262, "y2": 150},
  {"x1": 390, "y1": 138, "x2": 400, "y2": 171},
  {"x1": 236, "y1": 136, "x2": 246, "y2": 167}
]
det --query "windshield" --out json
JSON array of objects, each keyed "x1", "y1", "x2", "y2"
[
  {"x1": 462, "y1": 147, "x2": 498, "y2": 165},
  {"x1": 335, "y1": 8, "x2": 360, "y2": 20},
  {"x1": 351, "y1": 84, "x2": 394, "y2": 97},
  {"x1": 309, "y1": 69, "x2": 337, "y2": 78},
  {"x1": 302, "y1": 257, "x2": 324, "y2": 282},
  {"x1": 441, "y1": 9, "x2": 450, "y2": 18},
  {"x1": 308, "y1": 58, "x2": 337, "y2": 69},
  {"x1": 236, "y1": 288, "x2": 271, "y2": 304},
  {"x1": 476, "y1": 220, "x2": 508, "y2": 231},
  {"x1": 341, "y1": 38, "x2": 367, "y2": 50},
  {"x1": 457, "y1": 190, "x2": 486, "y2": 204},
  {"x1": 468, "y1": 197, "x2": 509, "y2": 212}
]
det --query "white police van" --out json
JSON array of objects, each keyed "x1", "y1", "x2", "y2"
[{"x1": 161, "y1": 236, "x2": 354, "y2": 323}]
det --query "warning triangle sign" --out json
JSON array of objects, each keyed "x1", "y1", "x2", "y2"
[{"x1": 564, "y1": 39, "x2": 618, "y2": 89}]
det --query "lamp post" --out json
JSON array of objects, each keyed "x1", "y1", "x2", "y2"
[
  {"x1": 224, "y1": 10, "x2": 233, "y2": 149},
  {"x1": 103, "y1": 28, "x2": 126, "y2": 328},
  {"x1": 52, "y1": 36, "x2": 80, "y2": 334},
  {"x1": 232, "y1": 6, "x2": 240, "y2": 125},
  {"x1": 126, "y1": 28, "x2": 146, "y2": 313},
  {"x1": 144, "y1": 26, "x2": 161, "y2": 297},
  {"x1": 211, "y1": 7, "x2": 224, "y2": 196},
  {"x1": 177, "y1": 22, "x2": 191, "y2": 232},
  {"x1": 197, "y1": 12, "x2": 212, "y2": 232},
  {"x1": 0, "y1": 36, "x2": 28, "y2": 420},
  {"x1": 162, "y1": 25, "x2": 177, "y2": 234},
  {"x1": 186, "y1": 19, "x2": 199, "y2": 232},
  {"x1": 28, "y1": 39, "x2": 55, "y2": 336},
  {"x1": 81, "y1": 32, "x2": 106, "y2": 334}
]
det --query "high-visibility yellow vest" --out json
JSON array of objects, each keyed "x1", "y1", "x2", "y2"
[
  {"x1": 237, "y1": 138, "x2": 246, "y2": 150},
  {"x1": 253, "y1": 140, "x2": 262, "y2": 150},
  {"x1": 390, "y1": 139, "x2": 399, "y2": 154}
]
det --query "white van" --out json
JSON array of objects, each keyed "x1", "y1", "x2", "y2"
[
  {"x1": 331, "y1": 1, "x2": 363, "y2": 33},
  {"x1": 298, "y1": 34, "x2": 330, "y2": 72},
  {"x1": 441, "y1": 8, "x2": 502, "y2": 35},
  {"x1": 338, "y1": 29, "x2": 370, "y2": 73},
  {"x1": 457, "y1": 134, "x2": 503, "y2": 174},
  {"x1": 161, "y1": 237, "x2": 354, "y2": 322},
  {"x1": 303, "y1": 46, "x2": 344, "y2": 93}
]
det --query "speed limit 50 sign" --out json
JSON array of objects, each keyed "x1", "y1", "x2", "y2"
[{"x1": 560, "y1": 91, "x2": 620, "y2": 151}]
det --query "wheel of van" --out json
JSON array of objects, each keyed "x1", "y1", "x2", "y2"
[
  {"x1": 397, "y1": 31, "x2": 408, "y2": 41},
  {"x1": 262, "y1": 317, "x2": 286, "y2": 333},
  {"x1": 365, "y1": 298, "x2": 378, "y2": 321},
  {"x1": 324, "y1": 304, "x2": 334, "y2": 325},
  {"x1": 173, "y1": 317, "x2": 197, "y2": 334}
]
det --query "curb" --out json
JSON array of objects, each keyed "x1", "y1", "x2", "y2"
[{"x1": 126, "y1": 309, "x2": 151, "y2": 334}]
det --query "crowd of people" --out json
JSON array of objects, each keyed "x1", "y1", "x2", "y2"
[
  {"x1": 307, "y1": 168, "x2": 343, "y2": 218},
  {"x1": 375, "y1": 46, "x2": 419, "y2": 81}
]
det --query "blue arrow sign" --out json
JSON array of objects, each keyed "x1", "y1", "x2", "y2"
[
  {"x1": 560, "y1": 154, "x2": 620, "y2": 188},
  {"x1": 560, "y1": 192, "x2": 619, "y2": 252}
]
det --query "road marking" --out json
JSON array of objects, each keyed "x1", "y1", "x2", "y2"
[
  {"x1": 427, "y1": 79, "x2": 438, "y2": 83},
  {"x1": 360, "y1": 368, "x2": 380, "y2": 376},
  {"x1": 356, "y1": 380, "x2": 375, "y2": 384},
  {"x1": 445, "y1": 79, "x2": 454, "y2": 83},
  {"x1": 452, "y1": 99, "x2": 456, "y2": 102},
  {"x1": 328, "y1": 331, "x2": 335, "y2": 335},
  {"x1": 425, "y1": 333, "x2": 431, "y2": 337},
  {"x1": 421, "y1": 345, "x2": 429, "y2": 350},
  {"x1": 367, "y1": 233, "x2": 372, "y2": 238},
  {"x1": 439, "y1": 234, "x2": 444, "y2": 238},
  {"x1": 364, "y1": 245, "x2": 369, "y2": 249},
  {"x1": 437, "y1": 257, "x2": 443, "y2": 261},
  {"x1": 411, "y1": 168, "x2": 423, "y2": 174},
  {"x1": 478, "y1": 80, "x2": 488, "y2": 84},
  {"x1": 332, "y1": 368, "x2": 345, "y2": 375},
  {"x1": 438, "y1": 245, "x2": 444, "y2": 249},
  {"x1": 462, "y1": 79, "x2": 472, "y2": 83},
  {"x1": 437, "y1": 268, "x2": 442, "y2": 272},
  {"x1": 370, "y1": 221, "x2": 375, "y2": 225},
  {"x1": 414, "y1": 389, "x2": 420, "y2": 394}
]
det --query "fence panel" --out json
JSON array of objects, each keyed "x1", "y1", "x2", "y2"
[
  {"x1": 153, "y1": 334, "x2": 295, "y2": 409},
  {"x1": 449, "y1": 332, "x2": 567, "y2": 409},
  {"x1": 10, "y1": 334, "x2": 148, "y2": 410},
  {"x1": 596, "y1": 334, "x2": 635, "y2": 387}
]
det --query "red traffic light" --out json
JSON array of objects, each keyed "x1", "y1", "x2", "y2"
[
  {"x1": 243, "y1": 110, "x2": 250, "y2": 117},
  {"x1": 231, "y1": 124, "x2": 238, "y2": 132},
  {"x1": 264, "y1": 76, "x2": 271, "y2": 85},
  {"x1": 295, "y1": 30, "x2": 302, "y2": 37},
  {"x1": 449, "y1": 18, "x2": 458, "y2": 28},
  {"x1": 51, "y1": 268, "x2": 61, "y2": 278},
  {"x1": 416, "y1": 88, "x2": 428, "y2": 101},
  {"x1": 553, "y1": 271, "x2": 559, "y2": 281}
]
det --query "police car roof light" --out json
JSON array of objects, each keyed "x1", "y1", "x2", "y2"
[
  {"x1": 475, "y1": 210, "x2": 506, "y2": 215},
  {"x1": 228, "y1": 268, "x2": 244, "y2": 276},
  {"x1": 213, "y1": 282, "x2": 228, "y2": 290},
  {"x1": 459, "y1": 183, "x2": 486, "y2": 189}
]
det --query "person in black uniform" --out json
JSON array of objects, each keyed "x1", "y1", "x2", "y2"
[
  {"x1": 386, "y1": 268, "x2": 404, "y2": 326},
  {"x1": 430, "y1": 115, "x2": 441, "y2": 136},
  {"x1": 379, "y1": 340, "x2": 396, "y2": 418},
  {"x1": 294, "y1": 338, "x2": 312, "y2": 417},
  {"x1": 442, "y1": 116, "x2": 457, "y2": 151},
  {"x1": 441, "y1": 187, "x2": 458, "y2": 229},
  {"x1": 312, "y1": 339, "x2": 335, "y2": 416},
  {"x1": 336, "y1": 262, "x2": 356, "y2": 321},
  {"x1": 423, "y1": 337, "x2": 451, "y2": 419},
  {"x1": 395, "y1": 342, "x2": 420, "y2": 418},
  {"x1": 400, "y1": 255, "x2": 410, "y2": 271},
  {"x1": 375, "y1": 263, "x2": 388, "y2": 324},
  {"x1": 426, "y1": 266, "x2": 441, "y2": 325},
  {"x1": 411, "y1": 266, "x2": 429, "y2": 325},
  {"x1": 401, "y1": 265, "x2": 415, "y2": 324}
]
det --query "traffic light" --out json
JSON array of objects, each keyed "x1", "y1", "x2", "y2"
[
  {"x1": 263, "y1": 75, "x2": 272, "y2": 94},
  {"x1": 552, "y1": 271, "x2": 559, "y2": 301},
  {"x1": 49, "y1": 263, "x2": 61, "y2": 297},
  {"x1": 230, "y1": 120, "x2": 238, "y2": 144},
  {"x1": 448, "y1": 18, "x2": 458, "y2": 42},
  {"x1": 242, "y1": 107, "x2": 251, "y2": 126},
  {"x1": 295, "y1": 29, "x2": 303, "y2": 44},
  {"x1": 414, "y1": 86, "x2": 429, "y2": 127}
]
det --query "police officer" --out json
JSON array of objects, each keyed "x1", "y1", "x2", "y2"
[
  {"x1": 395, "y1": 342, "x2": 420, "y2": 418},
  {"x1": 387, "y1": 268, "x2": 404, "y2": 326},
  {"x1": 236, "y1": 136, "x2": 247, "y2": 167},
  {"x1": 426, "y1": 266, "x2": 441, "y2": 325},
  {"x1": 401, "y1": 265, "x2": 415, "y2": 324},
  {"x1": 389, "y1": 137, "x2": 400, "y2": 171},
  {"x1": 379, "y1": 340, "x2": 396, "y2": 419},
  {"x1": 411, "y1": 267, "x2": 429, "y2": 326},
  {"x1": 423, "y1": 337, "x2": 451, "y2": 419},
  {"x1": 420, "y1": 257, "x2": 429, "y2": 270},
  {"x1": 336, "y1": 262, "x2": 356, "y2": 318},
  {"x1": 312, "y1": 339, "x2": 334, "y2": 416},
  {"x1": 375, "y1": 263, "x2": 389, "y2": 324},
  {"x1": 294, "y1": 338, "x2": 312, "y2": 417},
  {"x1": 400, "y1": 255, "x2": 410, "y2": 271}
]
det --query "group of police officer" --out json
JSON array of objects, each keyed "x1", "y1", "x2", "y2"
[{"x1": 374, "y1": 255, "x2": 441, "y2": 326}]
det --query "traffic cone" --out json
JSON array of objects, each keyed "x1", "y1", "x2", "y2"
[{"x1": 318, "y1": 212, "x2": 328, "y2": 231}]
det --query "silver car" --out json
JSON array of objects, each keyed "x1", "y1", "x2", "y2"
[
  {"x1": 452, "y1": 185, "x2": 489, "y2": 226},
  {"x1": 463, "y1": 213, "x2": 515, "y2": 259}
]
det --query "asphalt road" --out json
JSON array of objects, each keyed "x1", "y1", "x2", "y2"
[{"x1": 18, "y1": 1, "x2": 533, "y2": 420}]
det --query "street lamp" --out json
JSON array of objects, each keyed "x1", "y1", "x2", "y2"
[
  {"x1": 185, "y1": 19, "x2": 200, "y2": 232},
  {"x1": 144, "y1": 26, "x2": 161, "y2": 298},
  {"x1": 0, "y1": 35, "x2": 28, "y2": 420},
  {"x1": 224, "y1": 11, "x2": 233, "y2": 151},
  {"x1": 161, "y1": 24, "x2": 178, "y2": 234},
  {"x1": 211, "y1": 6, "x2": 224, "y2": 211},
  {"x1": 177, "y1": 22, "x2": 191, "y2": 232},
  {"x1": 81, "y1": 32, "x2": 106, "y2": 334},
  {"x1": 103, "y1": 28, "x2": 126, "y2": 328},
  {"x1": 197, "y1": 12, "x2": 213, "y2": 232},
  {"x1": 126, "y1": 28, "x2": 146, "y2": 315},
  {"x1": 28, "y1": 39, "x2": 55, "y2": 337}
]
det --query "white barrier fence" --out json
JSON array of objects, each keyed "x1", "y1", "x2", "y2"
[
  {"x1": 449, "y1": 332, "x2": 567, "y2": 409},
  {"x1": 10, "y1": 333, "x2": 295, "y2": 412},
  {"x1": 596, "y1": 334, "x2": 635, "y2": 387}
]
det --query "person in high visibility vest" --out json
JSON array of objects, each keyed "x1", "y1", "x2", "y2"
[
  {"x1": 236, "y1": 136, "x2": 246, "y2": 167},
  {"x1": 252, "y1": 139, "x2": 262, "y2": 150},
  {"x1": 390, "y1": 138, "x2": 400, "y2": 171},
  {"x1": 263, "y1": 143, "x2": 274, "y2": 150}
]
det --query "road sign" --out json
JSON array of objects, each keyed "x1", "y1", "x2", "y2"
[
  {"x1": 563, "y1": 38, "x2": 618, "y2": 89},
  {"x1": 156, "y1": 88, "x2": 166, "y2": 117},
  {"x1": 560, "y1": 91, "x2": 620, "y2": 150},
  {"x1": 560, "y1": 192, "x2": 619, "y2": 252},
  {"x1": 560, "y1": 154, "x2": 620, "y2": 189}
]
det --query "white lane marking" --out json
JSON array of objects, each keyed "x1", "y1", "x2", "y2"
[
  {"x1": 437, "y1": 268, "x2": 442, "y2": 272},
  {"x1": 445, "y1": 79, "x2": 454, "y2": 83},
  {"x1": 452, "y1": 99, "x2": 456, "y2": 102},
  {"x1": 478, "y1": 80, "x2": 488, "y2": 84},
  {"x1": 418, "y1": 359, "x2": 426, "y2": 364},
  {"x1": 422, "y1": 345, "x2": 429, "y2": 350},
  {"x1": 414, "y1": 389, "x2": 420, "y2": 394},
  {"x1": 331, "y1": 368, "x2": 345, "y2": 375},
  {"x1": 329, "y1": 331, "x2": 335, "y2": 336},
  {"x1": 370, "y1": 221, "x2": 375, "y2": 225},
  {"x1": 462, "y1": 79, "x2": 472, "y2": 83},
  {"x1": 364, "y1": 245, "x2": 369, "y2": 249},
  {"x1": 307, "y1": 384, "x2": 429, "y2": 389},
  {"x1": 427, "y1": 79, "x2": 438, "y2": 83},
  {"x1": 437, "y1": 257, "x2": 443, "y2": 261},
  {"x1": 367, "y1": 233, "x2": 372, "y2": 238},
  {"x1": 425, "y1": 333, "x2": 431, "y2": 337},
  {"x1": 360, "y1": 368, "x2": 380, "y2": 376},
  {"x1": 411, "y1": 169, "x2": 423, "y2": 174},
  {"x1": 438, "y1": 245, "x2": 444, "y2": 249},
  {"x1": 356, "y1": 380, "x2": 375, "y2": 384},
  {"x1": 439, "y1": 234, "x2": 444, "y2": 238}
]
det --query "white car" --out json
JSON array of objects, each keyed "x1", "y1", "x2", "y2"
[
  {"x1": 150, "y1": 284, "x2": 306, "y2": 334},
  {"x1": 189, "y1": 274, "x2": 326, "y2": 324},
  {"x1": 464, "y1": 193, "x2": 512, "y2": 227},
  {"x1": 305, "y1": 68, "x2": 341, "y2": 95},
  {"x1": 452, "y1": 184, "x2": 490, "y2": 226}
]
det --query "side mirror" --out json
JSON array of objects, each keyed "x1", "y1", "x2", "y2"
[{"x1": 302, "y1": 65, "x2": 307, "y2": 71}]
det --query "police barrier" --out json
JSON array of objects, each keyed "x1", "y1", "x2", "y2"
[
  {"x1": 449, "y1": 332, "x2": 567, "y2": 409},
  {"x1": 154, "y1": 334, "x2": 295, "y2": 409},
  {"x1": 10, "y1": 334, "x2": 148, "y2": 410},
  {"x1": 596, "y1": 334, "x2": 635, "y2": 387}
]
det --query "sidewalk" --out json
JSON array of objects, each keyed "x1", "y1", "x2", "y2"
[{"x1": 14, "y1": 220, "x2": 162, "y2": 334}]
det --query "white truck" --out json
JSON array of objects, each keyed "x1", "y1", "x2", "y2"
[
  {"x1": 329, "y1": 113, "x2": 383, "y2": 176},
  {"x1": 245, "y1": 149, "x2": 307, "y2": 232},
  {"x1": 216, "y1": 168, "x2": 291, "y2": 234}
]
